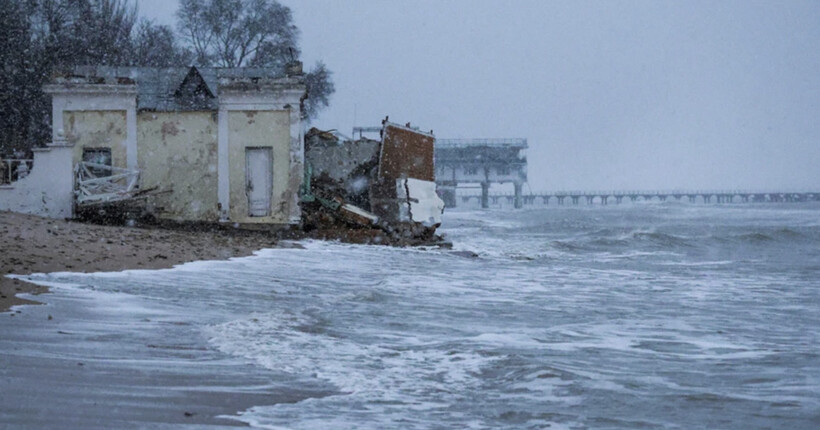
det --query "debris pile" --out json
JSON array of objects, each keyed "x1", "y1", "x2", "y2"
[
  {"x1": 74, "y1": 162, "x2": 159, "y2": 223},
  {"x1": 301, "y1": 118, "x2": 446, "y2": 246}
]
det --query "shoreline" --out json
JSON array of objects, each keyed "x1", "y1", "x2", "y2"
[
  {"x1": 1, "y1": 210, "x2": 311, "y2": 427},
  {"x1": 1, "y1": 211, "x2": 283, "y2": 313}
]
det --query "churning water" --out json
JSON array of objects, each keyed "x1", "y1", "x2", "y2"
[{"x1": 15, "y1": 203, "x2": 820, "y2": 429}]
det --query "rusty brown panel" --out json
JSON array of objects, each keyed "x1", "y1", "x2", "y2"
[{"x1": 378, "y1": 123, "x2": 435, "y2": 182}]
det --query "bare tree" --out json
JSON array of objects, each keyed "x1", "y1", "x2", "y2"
[
  {"x1": 303, "y1": 62, "x2": 335, "y2": 121},
  {"x1": 0, "y1": 0, "x2": 36, "y2": 154},
  {"x1": 67, "y1": 0, "x2": 138, "y2": 65},
  {"x1": 132, "y1": 19, "x2": 192, "y2": 67},
  {"x1": 1, "y1": 0, "x2": 148, "y2": 155},
  {"x1": 176, "y1": 0, "x2": 334, "y2": 120},
  {"x1": 177, "y1": 0, "x2": 298, "y2": 68}
]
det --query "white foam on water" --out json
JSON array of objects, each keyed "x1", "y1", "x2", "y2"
[
  {"x1": 207, "y1": 309, "x2": 506, "y2": 406},
  {"x1": 6, "y1": 205, "x2": 817, "y2": 429},
  {"x1": 9, "y1": 274, "x2": 172, "y2": 319}
]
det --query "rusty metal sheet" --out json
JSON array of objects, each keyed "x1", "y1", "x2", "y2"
[{"x1": 378, "y1": 122, "x2": 435, "y2": 182}]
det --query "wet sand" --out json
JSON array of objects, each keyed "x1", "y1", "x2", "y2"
[
  {"x1": 1, "y1": 211, "x2": 281, "y2": 312},
  {"x1": 0, "y1": 211, "x2": 326, "y2": 427}
]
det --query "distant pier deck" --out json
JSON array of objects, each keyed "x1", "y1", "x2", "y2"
[{"x1": 460, "y1": 191, "x2": 820, "y2": 206}]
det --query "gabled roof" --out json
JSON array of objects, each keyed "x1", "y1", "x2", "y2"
[
  {"x1": 175, "y1": 66, "x2": 215, "y2": 98},
  {"x1": 174, "y1": 66, "x2": 216, "y2": 111},
  {"x1": 67, "y1": 66, "x2": 300, "y2": 112}
]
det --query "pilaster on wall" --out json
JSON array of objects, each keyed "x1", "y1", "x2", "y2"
[
  {"x1": 126, "y1": 105, "x2": 137, "y2": 170},
  {"x1": 216, "y1": 85, "x2": 306, "y2": 224},
  {"x1": 217, "y1": 104, "x2": 230, "y2": 221},
  {"x1": 287, "y1": 103, "x2": 304, "y2": 224}
]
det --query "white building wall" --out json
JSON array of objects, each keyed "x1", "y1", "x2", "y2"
[
  {"x1": 0, "y1": 142, "x2": 75, "y2": 218},
  {"x1": 217, "y1": 86, "x2": 305, "y2": 224}
]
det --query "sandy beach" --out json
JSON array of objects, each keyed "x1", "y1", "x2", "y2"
[
  {"x1": 0, "y1": 211, "x2": 445, "y2": 427},
  {"x1": 1, "y1": 211, "x2": 324, "y2": 427},
  {"x1": 1, "y1": 211, "x2": 282, "y2": 312}
]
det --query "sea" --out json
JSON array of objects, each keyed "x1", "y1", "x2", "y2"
[{"x1": 9, "y1": 202, "x2": 820, "y2": 429}]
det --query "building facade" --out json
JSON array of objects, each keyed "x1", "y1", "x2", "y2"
[{"x1": 26, "y1": 65, "x2": 307, "y2": 224}]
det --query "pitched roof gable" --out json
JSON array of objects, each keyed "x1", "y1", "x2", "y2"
[
  {"x1": 173, "y1": 66, "x2": 216, "y2": 111},
  {"x1": 66, "y1": 66, "x2": 300, "y2": 112}
]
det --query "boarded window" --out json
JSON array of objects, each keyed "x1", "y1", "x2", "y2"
[{"x1": 82, "y1": 148, "x2": 112, "y2": 177}]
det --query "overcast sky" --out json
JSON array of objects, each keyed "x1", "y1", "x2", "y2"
[{"x1": 138, "y1": 0, "x2": 819, "y2": 191}]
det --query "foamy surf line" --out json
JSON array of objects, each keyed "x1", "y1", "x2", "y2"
[
  {"x1": 3, "y1": 205, "x2": 819, "y2": 429},
  {"x1": 2, "y1": 250, "x2": 343, "y2": 428}
]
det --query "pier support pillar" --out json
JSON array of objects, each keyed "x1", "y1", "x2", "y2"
[
  {"x1": 439, "y1": 185, "x2": 457, "y2": 208},
  {"x1": 480, "y1": 182, "x2": 490, "y2": 209},
  {"x1": 513, "y1": 182, "x2": 523, "y2": 209}
]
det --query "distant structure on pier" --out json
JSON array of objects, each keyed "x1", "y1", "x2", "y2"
[{"x1": 434, "y1": 138, "x2": 528, "y2": 208}]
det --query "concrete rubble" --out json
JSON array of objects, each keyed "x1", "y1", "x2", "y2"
[{"x1": 301, "y1": 117, "x2": 447, "y2": 246}]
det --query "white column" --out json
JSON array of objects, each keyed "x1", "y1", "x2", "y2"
[
  {"x1": 287, "y1": 103, "x2": 304, "y2": 224},
  {"x1": 217, "y1": 106, "x2": 230, "y2": 221},
  {"x1": 51, "y1": 96, "x2": 66, "y2": 140},
  {"x1": 126, "y1": 99, "x2": 137, "y2": 170}
]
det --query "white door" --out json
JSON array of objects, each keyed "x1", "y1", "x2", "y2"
[{"x1": 246, "y1": 148, "x2": 272, "y2": 217}]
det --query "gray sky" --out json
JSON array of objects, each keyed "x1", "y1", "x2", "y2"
[{"x1": 138, "y1": 0, "x2": 820, "y2": 191}]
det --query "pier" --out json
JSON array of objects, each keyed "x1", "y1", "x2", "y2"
[
  {"x1": 426, "y1": 135, "x2": 816, "y2": 209},
  {"x1": 459, "y1": 191, "x2": 820, "y2": 206},
  {"x1": 435, "y1": 138, "x2": 528, "y2": 208}
]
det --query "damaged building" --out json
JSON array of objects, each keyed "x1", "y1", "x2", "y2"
[
  {"x1": 1, "y1": 65, "x2": 306, "y2": 225},
  {"x1": 1, "y1": 67, "x2": 445, "y2": 244},
  {"x1": 301, "y1": 119, "x2": 445, "y2": 245}
]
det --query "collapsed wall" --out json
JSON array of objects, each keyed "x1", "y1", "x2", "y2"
[
  {"x1": 0, "y1": 140, "x2": 75, "y2": 219},
  {"x1": 301, "y1": 119, "x2": 446, "y2": 246}
]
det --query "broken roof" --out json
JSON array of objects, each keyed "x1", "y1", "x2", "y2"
[{"x1": 58, "y1": 66, "x2": 303, "y2": 112}]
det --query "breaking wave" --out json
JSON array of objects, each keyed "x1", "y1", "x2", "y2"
[{"x1": 13, "y1": 204, "x2": 820, "y2": 429}]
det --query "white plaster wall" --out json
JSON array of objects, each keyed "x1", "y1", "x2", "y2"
[
  {"x1": 138, "y1": 112, "x2": 219, "y2": 222},
  {"x1": 0, "y1": 144, "x2": 75, "y2": 218},
  {"x1": 217, "y1": 87, "x2": 305, "y2": 224},
  {"x1": 226, "y1": 110, "x2": 290, "y2": 224}
]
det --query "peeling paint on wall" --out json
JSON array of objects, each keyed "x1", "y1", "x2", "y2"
[
  {"x1": 160, "y1": 121, "x2": 180, "y2": 138},
  {"x1": 64, "y1": 110, "x2": 127, "y2": 169},
  {"x1": 138, "y1": 112, "x2": 219, "y2": 221}
]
